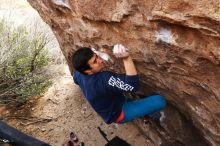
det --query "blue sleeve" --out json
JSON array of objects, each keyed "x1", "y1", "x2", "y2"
[
  {"x1": 102, "y1": 71, "x2": 139, "y2": 93},
  {"x1": 73, "y1": 71, "x2": 79, "y2": 85}
]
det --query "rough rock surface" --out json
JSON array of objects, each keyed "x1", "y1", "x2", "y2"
[{"x1": 27, "y1": 0, "x2": 220, "y2": 145}]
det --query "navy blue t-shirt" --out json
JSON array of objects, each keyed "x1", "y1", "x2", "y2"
[{"x1": 73, "y1": 71, "x2": 139, "y2": 124}]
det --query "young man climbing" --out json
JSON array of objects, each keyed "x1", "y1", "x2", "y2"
[{"x1": 72, "y1": 44, "x2": 166, "y2": 124}]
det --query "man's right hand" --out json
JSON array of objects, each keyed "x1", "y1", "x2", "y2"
[{"x1": 113, "y1": 44, "x2": 129, "y2": 58}]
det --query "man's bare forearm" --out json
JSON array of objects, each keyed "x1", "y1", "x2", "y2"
[
  {"x1": 123, "y1": 56, "x2": 137, "y2": 76},
  {"x1": 112, "y1": 44, "x2": 137, "y2": 75}
]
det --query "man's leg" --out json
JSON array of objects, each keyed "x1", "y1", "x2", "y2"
[{"x1": 119, "y1": 95, "x2": 166, "y2": 123}]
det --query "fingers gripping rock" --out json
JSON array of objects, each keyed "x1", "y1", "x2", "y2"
[{"x1": 113, "y1": 44, "x2": 129, "y2": 58}]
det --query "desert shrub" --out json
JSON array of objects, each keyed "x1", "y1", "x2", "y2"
[{"x1": 0, "y1": 18, "x2": 51, "y2": 105}]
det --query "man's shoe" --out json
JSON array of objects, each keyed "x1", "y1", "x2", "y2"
[
  {"x1": 151, "y1": 111, "x2": 166, "y2": 122},
  {"x1": 70, "y1": 132, "x2": 78, "y2": 143},
  {"x1": 143, "y1": 116, "x2": 151, "y2": 125}
]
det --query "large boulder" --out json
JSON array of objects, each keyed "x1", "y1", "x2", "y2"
[{"x1": 27, "y1": 0, "x2": 220, "y2": 145}]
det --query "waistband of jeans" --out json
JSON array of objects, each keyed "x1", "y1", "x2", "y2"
[{"x1": 115, "y1": 111, "x2": 124, "y2": 123}]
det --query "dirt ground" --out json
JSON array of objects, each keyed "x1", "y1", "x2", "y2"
[{"x1": 0, "y1": 64, "x2": 154, "y2": 146}]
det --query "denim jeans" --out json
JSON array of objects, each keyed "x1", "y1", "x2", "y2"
[{"x1": 118, "y1": 95, "x2": 166, "y2": 123}]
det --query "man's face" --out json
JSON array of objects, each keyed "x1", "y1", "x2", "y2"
[{"x1": 86, "y1": 53, "x2": 106, "y2": 74}]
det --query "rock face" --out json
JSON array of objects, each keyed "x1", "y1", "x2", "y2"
[{"x1": 27, "y1": 0, "x2": 220, "y2": 145}]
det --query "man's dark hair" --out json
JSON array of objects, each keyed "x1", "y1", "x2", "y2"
[{"x1": 72, "y1": 47, "x2": 94, "y2": 74}]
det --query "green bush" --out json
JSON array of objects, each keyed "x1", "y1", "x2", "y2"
[{"x1": 0, "y1": 19, "x2": 51, "y2": 105}]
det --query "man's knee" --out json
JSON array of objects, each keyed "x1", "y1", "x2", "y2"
[{"x1": 155, "y1": 95, "x2": 166, "y2": 109}]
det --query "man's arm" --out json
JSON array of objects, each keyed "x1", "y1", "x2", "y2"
[
  {"x1": 113, "y1": 44, "x2": 137, "y2": 76},
  {"x1": 123, "y1": 56, "x2": 137, "y2": 76},
  {"x1": 103, "y1": 44, "x2": 139, "y2": 93},
  {"x1": 73, "y1": 71, "x2": 79, "y2": 85}
]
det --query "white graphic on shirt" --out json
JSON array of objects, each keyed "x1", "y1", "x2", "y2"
[{"x1": 108, "y1": 76, "x2": 134, "y2": 91}]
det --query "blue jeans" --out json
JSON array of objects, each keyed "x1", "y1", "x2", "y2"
[{"x1": 118, "y1": 95, "x2": 166, "y2": 123}]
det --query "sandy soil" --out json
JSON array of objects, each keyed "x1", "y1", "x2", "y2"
[{"x1": 1, "y1": 64, "x2": 154, "y2": 146}]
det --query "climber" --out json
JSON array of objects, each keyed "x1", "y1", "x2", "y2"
[{"x1": 71, "y1": 44, "x2": 166, "y2": 124}]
